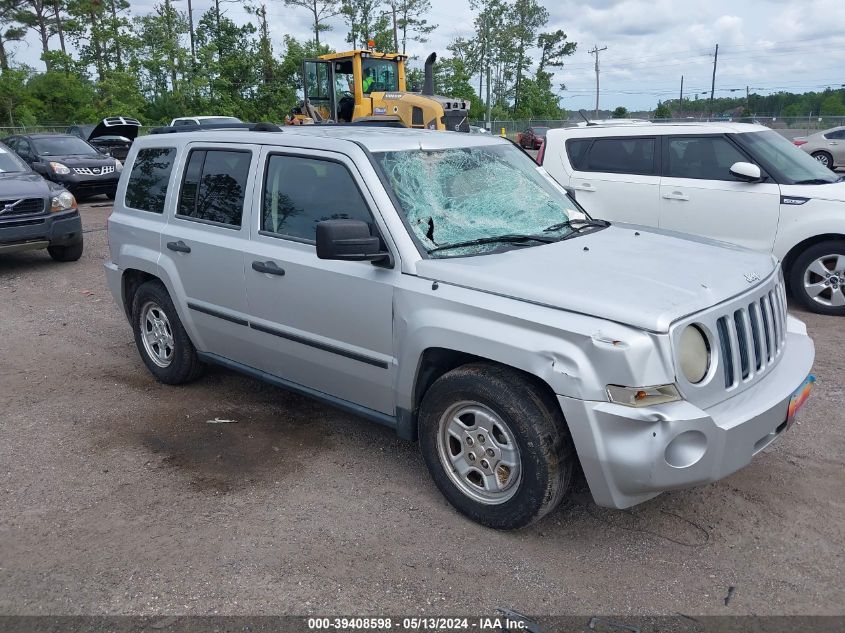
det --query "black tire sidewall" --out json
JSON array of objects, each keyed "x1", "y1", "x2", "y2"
[
  {"x1": 131, "y1": 281, "x2": 201, "y2": 384},
  {"x1": 788, "y1": 239, "x2": 845, "y2": 315},
  {"x1": 418, "y1": 365, "x2": 571, "y2": 529},
  {"x1": 47, "y1": 238, "x2": 83, "y2": 262}
]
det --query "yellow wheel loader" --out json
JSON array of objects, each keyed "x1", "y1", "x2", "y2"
[{"x1": 289, "y1": 49, "x2": 470, "y2": 132}]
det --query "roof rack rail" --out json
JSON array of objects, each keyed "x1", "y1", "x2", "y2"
[{"x1": 149, "y1": 121, "x2": 283, "y2": 134}]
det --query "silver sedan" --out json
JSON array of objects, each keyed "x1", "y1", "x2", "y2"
[{"x1": 794, "y1": 126, "x2": 845, "y2": 170}]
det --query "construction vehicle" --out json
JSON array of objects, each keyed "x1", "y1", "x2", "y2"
[{"x1": 290, "y1": 48, "x2": 471, "y2": 132}]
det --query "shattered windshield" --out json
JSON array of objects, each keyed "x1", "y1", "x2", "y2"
[{"x1": 375, "y1": 144, "x2": 587, "y2": 258}]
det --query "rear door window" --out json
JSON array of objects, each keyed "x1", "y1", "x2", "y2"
[
  {"x1": 565, "y1": 139, "x2": 592, "y2": 169},
  {"x1": 666, "y1": 136, "x2": 749, "y2": 180},
  {"x1": 260, "y1": 154, "x2": 373, "y2": 242},
  {"x1": 825, "y1": 129, "x2": 845, "y2": 140},
  {"x1": 177, "y1": 149, "x2": 252, "y2": 227},
  {"x1": 124, "y1": 148, "x2": 177, "y2": 214},
  {"x1": 581, "y1": 137, "x2": 656, "y2": 175}
]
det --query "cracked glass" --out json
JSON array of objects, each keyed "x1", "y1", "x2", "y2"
[{"x1": 375, "y1": 144, "x2": 586, "y2": 258}]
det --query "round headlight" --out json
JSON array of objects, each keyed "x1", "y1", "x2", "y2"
[{"x1": 679, "y1": 325, "x2": 710, "y2": 384}]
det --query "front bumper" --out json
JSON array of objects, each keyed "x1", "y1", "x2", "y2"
[
  {"x1": 49, "y1": 173, "x2": 118, "y2": 197},
  {"x1": 0, "y1": 210, "x2": 82, "y2": 252},
  {"x1": 558, "y1": 317, "x2": 815, "y2": 509}
]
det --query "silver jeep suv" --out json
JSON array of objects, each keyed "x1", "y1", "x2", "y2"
[{"x1": 105, "y1": 127, "x2": 815, "y2": 529}]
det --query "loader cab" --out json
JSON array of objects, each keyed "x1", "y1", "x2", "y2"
[{"x1": 303, "y1": 51, "x2": 407, "y2": 123}]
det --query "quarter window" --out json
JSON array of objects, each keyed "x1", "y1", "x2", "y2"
[
  {"x1": 177, "y1": 149, "x2": 251, "y2": 227},
  {"x1": 565, "y1": 139, "x2": 592, "y2": 169},
  {"x1": 124, "y1": 148, "x2": 176, "y2": 214},
  {"x1": 580, "y1": 137, "x2": 656, "y2": 175},
  {"x1": 261, "y1": 155, "x2": 372, "y2": 241},
  {"x1": 666, "y1": 136, "x2": 749, "y2": 180}
]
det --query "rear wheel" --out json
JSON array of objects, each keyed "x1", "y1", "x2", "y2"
[
  {"x1": 789, "y1": 240, "x2": 845, "y2": 315},
  {"x1": 47, "y1": 238, "x2": 83, "y2": 262},
  {"x1": 131, "y1": 280, "x2": 203, "y2": 384},
  {"x1": 811, "y1": 151, "x2": 834, "y2": 170},
  {"x1": 418, "y1": 363, "x2": 574, "y2": 529}
]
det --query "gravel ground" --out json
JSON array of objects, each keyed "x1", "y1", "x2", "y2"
[{"x1": 0, "y1": 201, "x2": 843, "y2": 617}]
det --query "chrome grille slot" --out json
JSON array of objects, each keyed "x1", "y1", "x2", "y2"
[
  {"x1": 672, "y1": 270, "x2": 790, "y2": 409},
  {"x1": 748, "y1": 303, "x2": 763, "y2": 371}
]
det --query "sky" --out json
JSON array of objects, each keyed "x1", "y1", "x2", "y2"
[{"x1": 8, "y1": 0, "x2": 845, "y2": 113}]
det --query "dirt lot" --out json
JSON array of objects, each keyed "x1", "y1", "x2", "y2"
[{"x1": 0, "y1": 202, "x2": 843, "y2": 618}]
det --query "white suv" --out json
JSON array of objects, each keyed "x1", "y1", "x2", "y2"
[{"x1": 541, "y1": 123, "x2": 845, "y2": 315}]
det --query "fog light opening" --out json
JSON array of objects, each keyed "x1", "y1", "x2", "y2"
[{"x1": 664, "y1": 430, "x2": 708, "y2": 469}]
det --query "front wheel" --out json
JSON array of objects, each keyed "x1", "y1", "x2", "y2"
[
  {"x1": 418, "y1": 363, "x2": 574, "y2": 529},
  {"x1": 789, "y1": 240, "x2": 845, "y2": 315},
  {"x1": 811, "y1": 151, "x2": 834, "y2": 170},
  {"x1": 47, "y1": 239, "x2": 83, "y2": 262}
]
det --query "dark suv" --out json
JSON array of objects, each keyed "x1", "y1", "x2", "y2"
[
  {"x1": 3, "y1": 133, "x2": 122, "y2": 200},
  {"x1": 0, "y1": 141, "x2": 82, "y2": 261}
]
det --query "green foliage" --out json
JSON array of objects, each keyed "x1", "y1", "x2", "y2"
[
  {"x1": 665, "y1": 88, "x2": 845, "y2": 118},
  {"x1": 612, "y1": 106, "x2": 628, "y2": 118},
  {"x1": 654, "y1": 101, "x2": 671, "y2": 119}
]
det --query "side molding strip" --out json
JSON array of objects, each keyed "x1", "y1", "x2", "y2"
[{"x1": 187, "y1": 302, "x2": 389, "y2": 369}]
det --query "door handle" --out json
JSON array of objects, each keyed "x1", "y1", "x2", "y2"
[
  {"x1": 166, "y1": 240, "x2": 191, "y2": 253},
  {"x1": 662, "y1": 191, "x2": 690, "y2": 201},
  {"x1": 572, "y1": 183, "x2": 595, "y2": 191},
  {"x1": 252, "y1": 260, "x2": 286, "y2": 276}
]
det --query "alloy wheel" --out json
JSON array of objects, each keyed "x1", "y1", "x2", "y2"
[
  {"x1": 803, "y1": 254, "x2": 845, "y2": 308},
  {"x1": 436, "y1": 401, "x2": 522, "y2": 505},
  {"x1": 139, "y1": 301, "x2": 175, "y2": 367}
]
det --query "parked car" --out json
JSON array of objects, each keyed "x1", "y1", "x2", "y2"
[
  {"x1": 169, "y1": 116, "x2": 243, "y2": 127},
  {"x1": 469, "y1": 125, "x2": 490, "y2": 134},
  {"x1": 3, "y1": 133, "x2": 123, "y2": 200},
  {"x1": 517, "y1": 126, "x2": 548, "y2": 149},
  {"x1": 541, "y1": 122, "x2": 845, "y2": 315},
  {"x1": 67, "y1": 116, "x2": 142, "y2": 161},
  {"x1": 105, "y1": 127, "x2": 815, "y2": 529},
  {"x1": 0, "y1": 140, "x2": 82, "y2": 261},
  {"x1": 793, "y1": 126, "x2": 845, "y2": 170}
]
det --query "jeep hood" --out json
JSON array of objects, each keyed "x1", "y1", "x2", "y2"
[
  {"x1": 780, "y1": 180, "x2": 845, "y2": 203},
  {"x1": 414, "y1": 225, "x2": 778, "y2": 332}
]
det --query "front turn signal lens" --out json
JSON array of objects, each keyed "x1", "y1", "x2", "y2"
[{"x1": 606, "y1": 384, "x2": 681, "y2": 407}]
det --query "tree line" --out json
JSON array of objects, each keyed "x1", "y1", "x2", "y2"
[
  {"x1": 0, "y1": 0, "x2": 576, "y2": 127},
  {"x1": 653, "y1": 88, "x2": 845, "y2": 119}
]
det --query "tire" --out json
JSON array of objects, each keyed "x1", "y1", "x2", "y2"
[
  {"x1": 47, "y1": 238, "x2": 83, "y2": 262},
  {"x1": 788, "y1": 239, "x2": 845, "y2": 316},
  {"x1": 131, "y1": 280, "x2": 204, "y2": 384},
  {"x1": 418, "y1": 362, "x2": 574, "y2": 529},
  {"x1": 811, "y1": 151, "x2": 834, "y2": 170}
]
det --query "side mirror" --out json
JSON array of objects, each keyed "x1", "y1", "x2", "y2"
[
  {"x1": 316, "y1": 219, "x2": 391, "y2": 264},
  {"x1": 730, "y1": 161, "x2": 762, "y2": 182}
]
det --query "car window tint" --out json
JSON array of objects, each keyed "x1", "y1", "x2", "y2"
[
  {"x1": 826, "y1": 129, "x2": 845, "y2": 140},
  {"x1": 583, "y1": 137, "x2": 655, "y2": 174},
  {"x1": 4, "y1": 138, "x2": 17, "y2": 151},
  {"x1": 177, "y1": 149, "x2": 251, "y2": 227},
  {"x1": 124, "y1": 148, "x2": 177, "y2": 214},
  {"x1": 261, "y1": 155, "x2": 372, "y2": 241},
  {"x1": 667, "y1": 136, "x2": 748, "y2": 180},
  {"x1": 566, "y1": 139, "x2": 592, "y2": 169}
]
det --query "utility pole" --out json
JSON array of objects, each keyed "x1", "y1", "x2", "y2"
[
  {"x1": 679, "y1": 75, "x2": 684, "y2": 109},
  {"x1": 709, "y1": 43, "x2": 718, "y2": 119},
  {"x1": 589, "y1": 45, "x2": 607, "y2": 119}
]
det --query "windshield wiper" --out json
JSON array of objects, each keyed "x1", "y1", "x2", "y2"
[
  {"x1": 543, "y1": 218, "x2": 610, "y2": 234},
  {"x1": 428, "y1": 233, "x2": 555, "y2": 254}
]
